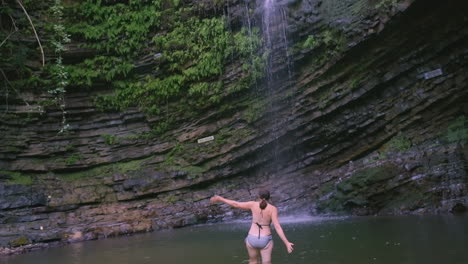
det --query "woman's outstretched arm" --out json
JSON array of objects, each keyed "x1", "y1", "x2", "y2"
[
  {"x1": 210, "y1": 195, "x2": 254, "y2": 210},
  {"x1": 271, "y1": 207, "x2": 294, "y2": 253}
]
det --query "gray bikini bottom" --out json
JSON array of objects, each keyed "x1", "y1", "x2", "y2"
[{"x1": 245, "y1": 234, "x2": 273, "y2": 249}]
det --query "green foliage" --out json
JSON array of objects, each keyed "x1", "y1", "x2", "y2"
[
  {"x1": 102, "y1": 134, "x2": 120, "y2": 145},
  {"x1": 3, "y1": 0, "x2": 264, "y2": 122},
  {"x1": 68, "y1": 0, "x2": 263, "y2": 114},
  {"x1": 244, "y1": 100, "x2": 268, "y2": 123},
  {"x1": 383, "y1": 135, "x2": 412, "y2": 152},
  {"x1": 318, "y1": 29, "x2": 347, "y2": 61},
  {"x1": 0, "y1": 1, "x2": 42, "y2": 90},
  {"x1": 0, "y1": 0, "x2": 72, "y2": 133},
  {"x1": 290, "y1": 29, "x2": 347, "y2": 65},
  {"x1": 163, "y1": 142, "x2": 184, "y2": 166},
  {"x1": 302, "y1": 35, "x2": 319, "y2": 50},
  {"x1": 350, "y1": 77, "x2": 360, "y2": 90},
  {"x1": 445, "y1": 116, "x2": 468, "y2": 144},
  {"x1": 65, "y1": 154, "x2": 82, "y2": 165},
  {"x1": 68, "y1": 56, "x2": 134, "y2": 86},
  {"x1": 69, "y1": 0, "x2": 162, "y2": 55},
  {"x1": 94, "y1": 94, "x2": 125, "y2": 112},
  {"x1": 66, "y1": 0, "x2": 162, "y2": 95},
  {"x1": 1, "y1": 1, "x2": 69, "y2": 96},
  {"x1": 49, "y1": 0, "x2": 71, "y2": 134}
]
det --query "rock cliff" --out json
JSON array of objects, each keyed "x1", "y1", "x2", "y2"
[{"x1": 0, "y1": 0, "x2": 467, "y2": 253}]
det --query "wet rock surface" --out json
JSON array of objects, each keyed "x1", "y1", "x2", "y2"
[{"x1": 1, "y1": 0, "x2": 468, "y2": 255}]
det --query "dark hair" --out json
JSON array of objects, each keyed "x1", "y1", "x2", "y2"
[{"x1": 259, "y1": 189, "x2": 270, "y2": 210}]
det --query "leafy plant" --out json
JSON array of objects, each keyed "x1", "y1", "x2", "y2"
[
  {"x1": 102, "y1": 134, "x2": 120, "y2": 145},
  {"x1": 67, "y1": 1, "x2": 264, "y2": 115},
  {"x1": 65, "y1": 154, "x2": 82, "y2": 165},
  {"x1": 383, "y1": 135, "x2": 412, "y2": 152},
  {"x1": 302, "y1": 35, "x2": 319, "y2": 50}
]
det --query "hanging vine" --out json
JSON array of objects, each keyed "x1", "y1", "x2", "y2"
[{"x1": 48, "y1": 0, "x2": 71, "y2": 134}]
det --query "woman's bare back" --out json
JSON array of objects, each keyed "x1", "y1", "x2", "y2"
[{"x1": 248, "y1": 201, "x2": 276, "y2": 237}]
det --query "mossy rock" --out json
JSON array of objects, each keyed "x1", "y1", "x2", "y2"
[
  {"x1": 346, "y1": 164, "x2": 399, "y2": 186},
  {"x1": 317, "y1": 164, "x2": 401, "y2": 214},
  {"x1": 9, "y1": 236, "x2": 30, "y2": 247},
  {"x1": 0, "y1": 171, "x2": 33, "y2": 185},
  {"x1": 336, "y1": 181, "x2": 353, "y2": 194}
]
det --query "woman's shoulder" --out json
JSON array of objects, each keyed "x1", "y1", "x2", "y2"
[{"x1": 268, "y1": 203, "x2": 277, "y2": 210}]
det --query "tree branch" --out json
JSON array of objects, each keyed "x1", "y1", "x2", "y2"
[
  {"x1": 0, "y1": 6, "x2": 19, "y2": 48},
  {"x1": 15, "y1": 0, "x2": 45, "y2": 66},
  {"x1": 0, "y1": 30, "x2": 15, "y2": 48}
]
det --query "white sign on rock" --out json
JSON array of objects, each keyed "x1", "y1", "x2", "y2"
[
  {"x1": 423, "y1": 69, "x2": 443, "y2": 80},
  {"x1": 197, "y1": 135, "x2": 214, "y2": 144}
]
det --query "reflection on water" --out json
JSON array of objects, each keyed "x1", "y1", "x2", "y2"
[{"x1": 1, "y1": 215, "x2": 467, "y2": 264}]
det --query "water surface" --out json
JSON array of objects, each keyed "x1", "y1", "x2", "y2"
[{"x1": 1, "y1": 215, "x2": 467, "y2": 264}]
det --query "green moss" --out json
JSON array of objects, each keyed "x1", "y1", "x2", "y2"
[
  {"x1": 0, "y1": 171, "x2": 33, "y2": 185},
  {"x1": 102, "y1": 134, "x2": 120, "y2": 145},
  {"x1": 349, "y1": 75, "x2": 365, "y2": 90},
  {"x1": 317, "y1": 29, "x2": 347, "y2": 64},
  {"x1": 382, "y1": 135, "x2": 412, "y2": 153},
  {"x1": 9, "y1": 237, "x2": 30, "y2": 247},
  {"x1": 163, "y1": 194, "x2": 179, "y2": 204},
  {"x1": 163, "y1": 143, "x2": 183, "y2": 166},
  {"x1": 291, "y1": 28, "x2": 346, "y2": 60},
  {"x1": 316, "y1": 181, "x2": 335, "y2": 197},
  {"x1": 317, "y1": 164, "x2": 399, "y2": 213},
  {"x1": 244, "y1": 100, "x2": 268, "y2": 123},
  {"x1": 158, "y1": 142, "x2": 207, "y2": 176},
  {"x1": 65, "y1": 154, "x2": 82, "y2": 165},
  {"x1": 445, "y1": 115, "x2": 468, "y2": 144},
  {"x1": 303, "y1": 35, "x2": 320, "y2": 49},
  {"x1": 58, "y1": 156, "x2": 151, "y2": 181},
  {"x1": 347, "y1": 165, "x2": 397, "y2": 185}
]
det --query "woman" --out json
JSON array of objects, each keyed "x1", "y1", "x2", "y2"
[{"x1": 210, "y1": 190, "x2": 294, "y2": 264}]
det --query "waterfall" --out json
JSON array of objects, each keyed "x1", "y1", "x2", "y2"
[
  {"x1": 261, "y1": 0, "x2": 293, "y2": 168},
  {"x1": 262, "y1": 0, "x2": 292, "y2": 84}
]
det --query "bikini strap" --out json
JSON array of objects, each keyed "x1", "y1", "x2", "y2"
[
  {"x1": 255, "y1": 222, "x2": 270, "y2": 239},
  {"x1": 255, "y1": 222, "x2": 263, "y2": 238}
]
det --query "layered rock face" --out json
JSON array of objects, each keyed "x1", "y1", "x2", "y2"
[{"x1": 1, "y1": 0, "x2": 467, "y2": 252}]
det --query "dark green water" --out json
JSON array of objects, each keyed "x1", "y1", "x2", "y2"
[{"x1": 1, "y1": 216, "x2": 467, "y2": 264}]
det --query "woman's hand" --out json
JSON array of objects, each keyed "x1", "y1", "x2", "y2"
[
  {"x1": 210, "y1": 195, "x2": 221, "y2": 204},
  {"x1": 285, "y1": 241, "x2": 294, "y2": 253}
]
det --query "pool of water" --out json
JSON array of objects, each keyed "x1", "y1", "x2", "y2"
[{"x1": 1, "y1": 215, "x2": 467, "y2": 264}]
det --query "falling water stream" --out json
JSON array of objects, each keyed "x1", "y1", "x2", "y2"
[
  {"x1": 262, "y1": 0, "x2": 292, "y2": 82},
  {"x1": 2, "y1": 216, "x2": 467, "y2": 264},
  {"x1": 260, "y1": 0, "x2": 295, "y2": 169}
]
